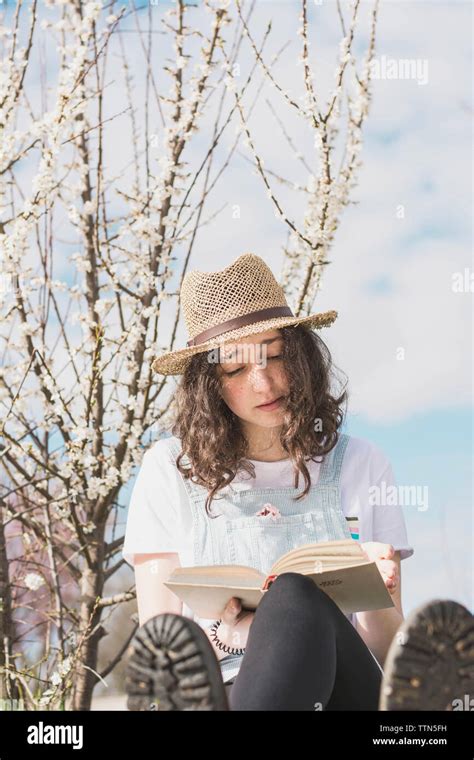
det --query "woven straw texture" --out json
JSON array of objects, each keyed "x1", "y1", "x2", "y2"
[{"x1": 151, "y1": 253, "x2": 337, "y2": 375}]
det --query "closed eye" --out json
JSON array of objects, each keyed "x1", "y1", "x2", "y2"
[{"x1": 225, "y1": 355, "x2": 282, "y2": 377}]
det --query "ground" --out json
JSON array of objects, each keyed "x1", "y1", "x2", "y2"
[{"x1": 90, "y1": 693, "x2": 128, "y2": 710}]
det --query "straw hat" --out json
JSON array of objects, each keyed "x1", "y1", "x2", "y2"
[{"x1": 151, "y1": 252, "x2": 338, "y2": 375}]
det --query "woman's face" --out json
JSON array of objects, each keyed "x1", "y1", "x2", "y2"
[{"x1": 216, "y1": 328, "x2": 289, "y2": 429}]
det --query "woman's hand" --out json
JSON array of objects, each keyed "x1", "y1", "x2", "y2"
[
  {"x1": 205, "y1": 597, "x2": 255, "y2": 659},
  {"x1": 359, "y1": 541, "x2": 399, "y2": 596}
]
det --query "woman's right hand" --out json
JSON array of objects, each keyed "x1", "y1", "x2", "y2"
[{"x1": 205, "y1": 597, "x2": 255, "y2": 660}]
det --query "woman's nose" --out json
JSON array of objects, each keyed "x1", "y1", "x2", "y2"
[{"x1": 248, "y1": 363, "x2": 273, "y2": 391}]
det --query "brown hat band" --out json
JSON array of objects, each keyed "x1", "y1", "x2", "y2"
[{"x1": 186, "y1": 306, "x2": 294, "y2": 347}]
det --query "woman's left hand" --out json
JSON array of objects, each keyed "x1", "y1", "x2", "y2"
[{"x1": 359, "y1": 541, "x2": 399, "y2": 595}]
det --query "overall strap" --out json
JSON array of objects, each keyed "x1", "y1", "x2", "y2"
[
  {"x1": 165, "y1": 436, "x2": 202, "y2": 501},
  {"x1": 166, "y1": 436, "x2": 182, "y2": 460},
  {"x1": 317, "y1": 433, "x2": 350, "y2": 485}
]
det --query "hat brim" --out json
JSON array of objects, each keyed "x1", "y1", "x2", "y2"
[{"x1": 151, "y1": 310, "x2": 338, "y2": 376}]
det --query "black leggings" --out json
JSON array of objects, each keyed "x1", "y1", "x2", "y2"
[{"x1": 225, "y1": 572, "x2": 383, "y2": 711}]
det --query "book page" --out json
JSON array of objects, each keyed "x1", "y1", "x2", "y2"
[
  {"x1": 270, "y1": 538, "x2": 367, "y2": 574},
  {"x1": 166, "y1": 564, "x2": 265, "y2": 587}
]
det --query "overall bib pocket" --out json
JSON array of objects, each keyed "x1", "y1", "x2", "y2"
[{"x1": 225, "y1": 510, "x2": 326, "y2": 574}]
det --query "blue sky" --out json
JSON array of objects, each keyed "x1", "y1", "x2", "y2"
[{"x1": 345, "y1": 407, "x2": 472, "y2": 614}]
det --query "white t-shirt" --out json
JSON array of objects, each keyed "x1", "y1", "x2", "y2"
[{"x1": 122, "y1": 433, "x2": 414, "y2": 630}]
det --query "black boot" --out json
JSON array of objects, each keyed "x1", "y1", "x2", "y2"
[
  {"x1": 125, "y1": 613, "x2": 230, "y2": 711},
  {"x1": 379, "y1": 599, "x2": 474, "y2": 711}
]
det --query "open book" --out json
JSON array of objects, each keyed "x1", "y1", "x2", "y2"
[{"x1": 164, "y1": 538, "x2": 395, "y2": 619}]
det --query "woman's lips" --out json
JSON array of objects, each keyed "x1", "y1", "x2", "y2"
[{"x1": 256, "y1": 396, "x2": 284, "y2": 411}]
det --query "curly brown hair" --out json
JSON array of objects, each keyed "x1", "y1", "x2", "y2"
[{"x1": 169, "y1": 324, "x2": 349, "y2": 516}]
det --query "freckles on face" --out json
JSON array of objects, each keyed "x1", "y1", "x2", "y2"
[
  {"x1": 219, "y1": 374, "x2": 247, "y2": 417},
  {"x1": 218, "y1": 356, "x2": 288, "y2": 422}
]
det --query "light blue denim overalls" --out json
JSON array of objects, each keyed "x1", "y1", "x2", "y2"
[{"x1": 167, "y1": 433, "x2": 359, "y2": 684}]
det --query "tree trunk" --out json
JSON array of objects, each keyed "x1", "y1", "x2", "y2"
[
  {"x1": 71, "y1": 540, "x2": 107, "y2": 711},
  {"x1": 0, "y1": 500, "x2": 20, "y2": 706}
]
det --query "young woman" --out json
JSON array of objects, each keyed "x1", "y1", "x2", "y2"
[{"x1": 123, "y1": 253, "x2": 472, "y2": 711}]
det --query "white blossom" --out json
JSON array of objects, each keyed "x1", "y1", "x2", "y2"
[{"x1": 24, "y1": 573, "x2": 45, "y2": 591}]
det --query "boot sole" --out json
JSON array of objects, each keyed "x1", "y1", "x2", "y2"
[
  {"x1": 125, "y1": 613, "x2": 230, "y2": 711},
  {"x1": 379, "y1": 598, "x2": 474, "y2": 711}
]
